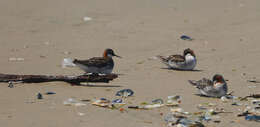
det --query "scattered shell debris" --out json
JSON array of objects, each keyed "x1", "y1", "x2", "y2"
[
  {"x1": 92, "y1": 98, "x2": 110, "y2": 107},
  {"x1": 115, "y1": 89, "x2": 134, "y2": 98},
  {"x1": 28, "y1": 85, "x2": 260, "y2": 125},
  {"x1": 166, "y1": 95, "x2": 181, "y2": 106}
]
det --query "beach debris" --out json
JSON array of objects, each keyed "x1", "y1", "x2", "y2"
[
  {"x1": 7, "y1": 81, "x2": 23, "y2": 88},
  {"x1": 164, "y1": 113, "x2": 186, "y2": 125},
  {"x1": 78, "y1": 112, "x2": 85, "y2": 116},
  {"x1": 63, "y1": 98, "x2": 86, "y2": 106},
  {"x1": 128, "y1": 106, "x2": 141, "y2": 109},
  {"x1": 83, "y1": 16, "x2": 92, "y2": 22},
  {"x1": 180, "y1": 35, "x2": 193, "y2": 41},
  {"x1": 143, "y1": 103, "x2": 164, "y2": 109},
  {"x1": 119, "y1": 108, "x2": 126, "y2": 113},
  {"x1": 152, "y1": 99, "x2": 164, "y2": 104},
  {"x1": 231, "y1": 102, "x2": 242, "y2": 106},
  {"x1": 8, "y1": 57, "x2": 25, "y2": 62},
  {"x1": 92, "y1": 98, "x2": 110, "y2": 107},
  {"x1": 128, "y1": 99, "x2": 164, "y2": 109},
  {"x1": 112, "y1": 99, "x2": 123, "y2": 104},
  {"x1": 247, "y1": 79, "x2": 260, "y2": 83},
  {"x1": 237, "y1": 111, "x2": 251, "y2": 117},
  {"x1": 164, "y1": 112, "x2": 204, "y2": 127},
  {"x1": 45, "y1": 91, "x2": 56, "y2": 95},
  {"x1": 115, "y1": 89, "x2": 134, "y2": 98},
  {"x1": 221, "y1": 96, "x2": 228, "y2": 102},
  {"x1": 111, "y1": 99, "x2": 126, "y2": 108},
  {"x1": 252, "y1": 100, "x2": 260, "y2": 105},
  {"x1": 37, "y1": 93, "x2": 43, "y2": 99},
  {"x1": 0, "y1": 73, "x2": 118, "y2": 84},
  {"x1": 170, "y1": 108, "x2": 190, "y2": 115},
  {"x1": 80, "y1": 99, "x2": 91, "y2": 102},
  {"x1": 8, "y1": 81, "x2": 14, "y2": 88},
  {"x1": 62, "y1": 58, "x2": 76, "y2": 68},
  {"x1": 241, "y1": 94, "x2": 260, "y2": 100},
  {"x1": 166, "y1": 95, "x2": 181, "y2": 106},
  {"x1": 245, "y1": 115, "x2": 260, "y2": 122}
]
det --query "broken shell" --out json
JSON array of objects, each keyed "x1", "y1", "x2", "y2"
[
  {"x1": 245, "y1": 115, "x2": 260, "y2": 122},
  {"x1": 111, "y1": 99, "x2": 125, "y2": 108},
  {"x1": 152, "y1": 99, "x2": 164, "y2": 104},
  {"x1": 166, "y1": 95, "x2": 181, "y2": 106},
  {"x1": 143, "y1": 103, "x2": 164, "y2": 109},
  {"x1": 112, "y1": 99, "x2": 123, "y2": 104},
  {"x1": 92, "y1": 98, "x2": 110, "y2": 107},
  {"x1": 170, "y1": 108, "x2": 190, "y2": 115},
  {"x1": 115, "y1": 89, "x2": 134, "y2": 97},
  {"x1": 164, "y1": 113, "x2": 186, "y2": 124}
]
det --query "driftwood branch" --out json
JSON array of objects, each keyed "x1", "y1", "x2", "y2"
[{"x1": 0, "y1": 73, "x2": 118, "y2": 84}]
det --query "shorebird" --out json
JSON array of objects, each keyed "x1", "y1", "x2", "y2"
[
  {"x1": 157, "y1": 48, "x2": 197, "y2": 70},
  {"x1": 188, "y1": 74, "x2": 228, "y2": 98},
  {"x1": 72, "y1": 48, "x2": 121, "y2": 74}
]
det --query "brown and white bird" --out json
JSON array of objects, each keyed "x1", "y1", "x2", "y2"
[
  {"x1": 157, "y1": 48, "x2": 197, "y2": 70},
  {"x1": 64, "y1": 49, "x2": 121, "y2": 74},
  {"x1": 188, "y1": 74, "x2": 228, "y2": 98}
]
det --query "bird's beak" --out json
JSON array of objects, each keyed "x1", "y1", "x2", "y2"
[{"x1": 114, "y1": 54, "x2": 122, "y2": 58}]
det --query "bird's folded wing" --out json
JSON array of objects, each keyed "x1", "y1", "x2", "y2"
[
  {"x1": 168, "y1": 55, "x2": 185, "y2": 63},
  {"x1": 190, "y1": 78, "x2": 214, "y2": 89},
  {"x1": 74, "y1": 57, "x2": 110, "y2": 67}
]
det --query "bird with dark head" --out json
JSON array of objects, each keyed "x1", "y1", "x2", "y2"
[
  {"x1": 157, "y1": 48, "x2": 197, "y2": 70},
  {"x1": 188, "y1": 74, "x2": 228, "y2": 98},
  {"x1": 72, "y1": 48, "x2": 121, "y2": 74},
  {"x1": 183, "y1": 48, "x2": 196, "y2": 58},
  {"x1": 103, "y1": 48, "x2": 121, "y2": 58}
]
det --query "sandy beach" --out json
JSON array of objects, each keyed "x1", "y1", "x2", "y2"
[{"x1": 1, "y1": 0, "x2": 260, "y2": 126}]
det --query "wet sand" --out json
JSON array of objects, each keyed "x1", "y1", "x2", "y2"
[{"x1": 0, "y1": 0, "x2": 260, "y2": 126}]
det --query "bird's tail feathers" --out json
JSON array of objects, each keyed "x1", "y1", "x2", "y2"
[
  {"x1": 188, "y1": 80, "x2": 197, "y2": 86},
  {"x1": 156, "y1": 55, "x2": 168, "y2": 63}
]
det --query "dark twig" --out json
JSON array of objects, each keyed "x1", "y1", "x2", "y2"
[{"x1": 0, "y1": 73, "x2": 118, "y2": 85}]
